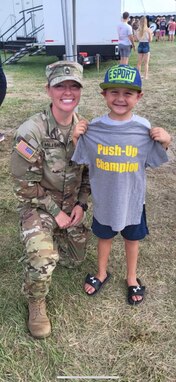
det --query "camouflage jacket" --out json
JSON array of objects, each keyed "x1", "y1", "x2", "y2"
[{"x1": 11, "y1": 106, "x2": 90, "y2": 217}]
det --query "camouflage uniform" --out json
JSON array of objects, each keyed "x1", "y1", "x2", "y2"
[{"x1": 11, "y1": 106, "x2": 90, "y2": 299}]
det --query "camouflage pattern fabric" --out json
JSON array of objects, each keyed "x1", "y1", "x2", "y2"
[
  {"x1": 11, "y1": 106, "x2": 91, "y2": 299},
  {"x1": 21, "y1": 208, "x2": 89, "y2": 299},
  {"x1": 46, "y1": 60, "x2": 83, "y2": 87},
  {"x1": 11, "y1": 107, "x2": 90, "y2": 217}
]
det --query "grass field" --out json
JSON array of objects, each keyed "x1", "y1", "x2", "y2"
[{"x1": 0, "y1": 42, "x2": 176, "y2": 382}]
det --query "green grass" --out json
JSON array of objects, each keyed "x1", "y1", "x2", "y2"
[{"x1": 0, "y1": 42, "x2": 176, "y2": 382}]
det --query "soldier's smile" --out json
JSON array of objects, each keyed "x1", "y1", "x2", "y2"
[{"x1": 47, "y1": 80, "x2": 82, "y2": 114}]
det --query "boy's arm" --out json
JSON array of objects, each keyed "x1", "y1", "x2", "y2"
[
  {"x1": 72, "y1": 119, "x2": 88, "y2": 146},
  {"x1": 150, "y1": 127, "x2": 171, "y2": 149}
]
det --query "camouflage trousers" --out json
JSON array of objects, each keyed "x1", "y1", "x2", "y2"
[{"x1": 20, "y1": 208, "x2": 90, "y2": 299}]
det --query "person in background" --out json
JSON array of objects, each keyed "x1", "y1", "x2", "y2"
[
  {"x1": 136, "y1": 16, "x2": 153, "y2": 80},
  {"x1": 0, "y1": 58, "x2": 7, "y2": 142},
  {"x1": 159, "y1": 17, "x2": 167, "y2": 42},
  {"x1": 132, "y1": 17, "x2": 140, "y2": 42},
  {"x1": 155, "y1": 17, "x2": 160, "y2": 42},
  {"x1": 11, "y1": 61, "x2": 90, "y2": 339},
  {"x1": 167, "y1": 17, "x2": 175, "y2": 42},
  {"x1": 72, "y1": 64, "x2": 171, "y2": 305},
  {"x1": 127, "y1": 16, "x2": 133, "y2": 26},
  {"x1": 0, "y1": 58, "x2": 7, "y2": 106},
  {"x1": 117, "y1": 11, "x2": 135, "y2": 65}
]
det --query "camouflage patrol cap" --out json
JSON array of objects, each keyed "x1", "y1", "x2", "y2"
[{"x1": 46, "y1": 60, "x2": 83, "y2": 87}]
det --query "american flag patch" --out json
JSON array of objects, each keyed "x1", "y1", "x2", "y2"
[{"x1": 16, "y1": 139, "x2": 35, "y2": 160}]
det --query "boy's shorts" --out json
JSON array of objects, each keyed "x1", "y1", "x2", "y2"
[
  {"x1": 138, "y1": 42, "x2": 150, "y2": 54},
  {"x1": 92, "y1": 205, "x2": 149, "y2": 240}
]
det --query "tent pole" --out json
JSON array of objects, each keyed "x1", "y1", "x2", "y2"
[
  {"x1": 65, "y1": 0, "x2": 74, "y2": 61},
  {"x1": 141, "y1": 0, "x2": 146, "y2": 15},
  {"x1": 61, "y1": 0, "x2": 74, "y2": 61},
  {"x1": 72, "y1": 0, "x2": 77, "y2": 62},
  {"x1": 61, "y1": 0, "x2": 69, "y2": 58}
]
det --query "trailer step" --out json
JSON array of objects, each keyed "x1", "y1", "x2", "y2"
[{"x1": 3, "y1": 45, "x2": 36, "y2": 64}]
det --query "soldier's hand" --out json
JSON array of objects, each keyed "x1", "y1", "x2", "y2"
[
  {"x1": 54, "y1": 211, "x2": 72, "y2": 229},
  {"x1": 69, "y1": 205, "x2": 84, "y2": 226},
  {"x1": 72, "y1": 119, "x2": 88, "y2": 146}
]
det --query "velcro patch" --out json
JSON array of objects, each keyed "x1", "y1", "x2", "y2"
[{"x1": 16, "y1": 139, "x2": 36, "y2": 160}]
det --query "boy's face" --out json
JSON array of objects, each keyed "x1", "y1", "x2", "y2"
[{"x1": 102, "y1": 87, "x2": 143, "y2": 121}]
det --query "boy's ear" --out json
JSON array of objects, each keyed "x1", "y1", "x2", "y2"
[{"x1": 138, "y1": 91, "x2": 144, "y2": 100}]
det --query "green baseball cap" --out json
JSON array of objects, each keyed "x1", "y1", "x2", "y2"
[
  {"x1": 100, "y1": 64, "x2": 142, "y2": 92},
  {"x1": 46, "y1": 60, "x2": 83, "y2": 87}
]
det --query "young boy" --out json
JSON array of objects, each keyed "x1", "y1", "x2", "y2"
[{"x1": 72, "y1": 64, "x2": 171, "y2": 305}]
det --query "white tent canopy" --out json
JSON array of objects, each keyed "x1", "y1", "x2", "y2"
[{"x1": 122, "y1": 0, "x2": 176, "y2": 16}]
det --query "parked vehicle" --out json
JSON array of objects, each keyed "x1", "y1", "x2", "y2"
[
  {"x1": 42, "y1": 0, "x2": 121, "y2": 64},
  {"x1": 0, "y1": 0, "x2": 121, "y2": 65}
]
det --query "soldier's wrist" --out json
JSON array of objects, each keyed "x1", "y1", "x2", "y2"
[{"x1": 75, "y1": 201, "x2": 88, "y2": 211}]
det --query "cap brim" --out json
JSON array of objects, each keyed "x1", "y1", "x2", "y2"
[
  {"x1": 50, "y1": 76, "x2": 83, "y2": 87},
  {"x1": 100, "y1": 82, "x2": 141, "y2": 91}
]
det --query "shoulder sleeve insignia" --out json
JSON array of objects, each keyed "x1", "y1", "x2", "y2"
[{"x1": 15, "y1": 139, "x2": 36, "y2": 160}]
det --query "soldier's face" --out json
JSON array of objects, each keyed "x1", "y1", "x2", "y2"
[{"x1": 47, "y1": 80, "x2": 81, "y2": 114}]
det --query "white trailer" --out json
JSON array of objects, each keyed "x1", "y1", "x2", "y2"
[
  {"x1": 42, "y1": 0, "x2": 122, "y2": 63},
  {"x1": 0, "y1": 0, "x2": 43, "y2": 41}
]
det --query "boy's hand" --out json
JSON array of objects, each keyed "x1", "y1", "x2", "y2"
[
  {"x1": 72, "y1": 119, "x2": 88, "y2": 145},
  {"x1": 150, "y1": 127, "x2": 171, "y2": 149}
]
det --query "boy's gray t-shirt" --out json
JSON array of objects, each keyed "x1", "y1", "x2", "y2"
[{"x1": 72, "y1": 114, "x2": 168, "y2": 231}]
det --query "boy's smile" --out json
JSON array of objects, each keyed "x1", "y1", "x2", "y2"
[{"x1": 102, "y1": 87, "x2": 143, "y2": 121}]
